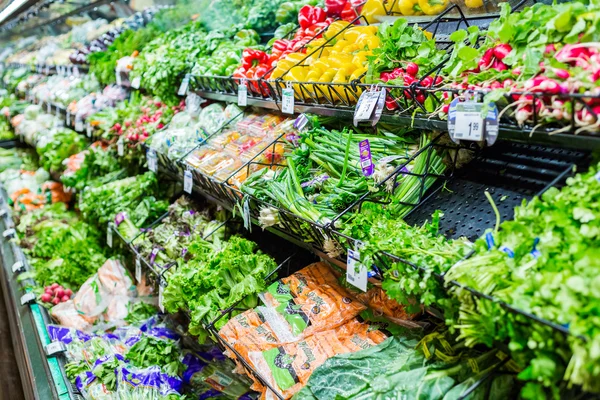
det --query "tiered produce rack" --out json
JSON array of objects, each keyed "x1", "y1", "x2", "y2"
[{"x1": 1, "y1": 0, "x2": 600, "y2": 398}]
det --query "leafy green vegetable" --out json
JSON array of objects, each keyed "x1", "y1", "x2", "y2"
[{"x1": 126, "y1": 335, "x2": 184, "y2": 377}]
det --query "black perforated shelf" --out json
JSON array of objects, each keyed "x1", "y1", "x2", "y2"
[{"x1": 403, "y1": 141, "x2": 588, "y2": 241}]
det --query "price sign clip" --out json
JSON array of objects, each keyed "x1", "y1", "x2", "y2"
[
  {"x1": 44, "y1": 341, "x2": 67, "y2": 357},
  {"x1": 448, "y1": 93, "x2": 499, "y2": 146}
]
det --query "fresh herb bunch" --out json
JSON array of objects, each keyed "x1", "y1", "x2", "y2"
[
  {"x1": 36, "y1": 129, "x2": 87, "y2": 174},
  {"x1": 126, "y1": 335, "x2": 185, "y2": 377},
  {"x1": 79, "y1": 171, "x2": 169, "y2": 228},
  {"x1": 445, "y1": 162, "x2": 600, "y2": 397},
  {"x1": 163, "y1": 235, "x2": 277, "y2": 342}
]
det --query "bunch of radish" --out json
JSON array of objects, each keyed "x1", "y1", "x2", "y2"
[
  {"x1": 379, "y1": 62, "x2": 443, "y2": 110},
  {"x1": 40, "y1": 283, "x2": 73, "y2": 305},
  {"x1": 111, "y1": 99, "x2": 185, "y2": 143},
  {"x1": 435, "y1": 41, "x2": 600, "y2": 133}
]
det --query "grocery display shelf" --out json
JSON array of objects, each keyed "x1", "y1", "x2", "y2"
[{"x1": 0, "y1": 187, "x2": 82, "y2": 400}]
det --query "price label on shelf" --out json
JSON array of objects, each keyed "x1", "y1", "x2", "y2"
[
  {"x1": 346, "y1": 248, "x2": 367, "y2": 292},
  {"x1": 183, "y1": 170, "x2": 193, "y2": 194},
  {"x1": 44, "y1": 341, "x2": 67, "y2": 356},
  {"x1": 131, "y1": 76, "x2": 141, "y2": 89},
  {"x1": 238, "y1": 80, "x2": 248, "y2": 107},
  {"x1": 107, "y1": 223, "x2": 113, "y2": 248},
  {"x1": 158, "y1": 280, "x2": 167, "y2": 312},
  {"x1": 281, "y1": 86, "x2": 294, "y2": 114},
  {"x1": 86, "y1": 123, "x2": 92, "y2": 137},
  {"x1": 453, "y1": 104, "x2": 483, "y2": 141},
  {"x1": 46, "y1": 102, "x2": 51, "y2": 113},
  {"x1": 117, "y1": 139, "x2": 124, "y2": 157},
  {"x1": 115, "y1": 70, "x2": 122, "y2": 86},
  {"x1": 448, "y1": 98, "x2": 499, "y2": 146},
  {"x1": 11, "y1": 261, "x2": 24, "y2": 274},
  {"x1": 66, "y1": 111, "x2": 71, "y2": 126},
  {"x1": 2, "y1": 228, "x2": 15, "y2": 238},
  {"x1": 74, "y1": 66, "x2": 80, "y2": 78},
  {"x1": 20, "y1": 292, "x2": 36, "y2": 306},
  {"x1": 353, "y1": 88, "x2": 385, "y2": 126},
  {"x1": 44, "y1": 65, "x2": 50, "y2": 75},
  {"x1": 135, "y1": 256, "x2": 142, "y2": 283},
  {"x1": 178, "y1": 74, "x2": 190, "y2": 96},
  {"x1": 147, "y1": 149, "x2": 157, "y2": 173}
]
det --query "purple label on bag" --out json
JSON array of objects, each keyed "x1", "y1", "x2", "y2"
[
  {"x1": 199, "y1": 389, "x2": 223, "y2": 399},
  {"x1": 159, "y1": 373, "x2": 183, "y2": 394},
  {"x1": 485, "y1": 232, "x2": 495, "y2": 250},
  {"x1": 114, "y1": 212, "x2": 127, "y2": 227},
  {"x1": 181, "y1": 248, "x2": 188, "y2": 258},
  {"x1": 359, "y1": 140, "x2": 374, "y2": 177},
  {"x1": 150, "y1": 247, "x2": 162, "y2": 264},
  {"x1": 47, "y1": 325, "x2": 92, "y2": 344},
  {"x1": 182, "y1": 353, "x2": 208, "y2": 384},
  {"x1": 75, "y1": 371, "x2": 96, "y2": 391},
  {"x1": 125, "y1": 334, "x2": 142, "y2": 347},
  {"x1": 147, "y1": 326, "x2": 180, "y2": 341},
  {"x1": 197, "y1": 346, "x2": 226, "y2": 362},
  {"x1": 301, "y1": 174, "x2": 329, "y2": 188},
  {"x1": 139, "y1": 316, "x2": 158, "y2": 332}
]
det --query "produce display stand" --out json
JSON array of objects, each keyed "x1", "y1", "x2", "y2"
[
  {"x1": 0, "y1": 183, "x2": 82, "y2": 400},
  {"x1": 1, "y1": 0, "x2": 600, "y2": 398}
]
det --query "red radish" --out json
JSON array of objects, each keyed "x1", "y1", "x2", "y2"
[
  {"x1": 41, "y1": 293, "x2": 52, "y2": 302},
  {"x1": 404, "y1": 75, "x2": 415, "y2": 85},
  {"x1": 65, "y1": 289, "x2": 73, "y2": 297},
  {"x1": 554, "y1": 69, "x2": 570, "y2": 79},
  {"x1": 52, "y1": 297, "x2": 60, "y2": 305},
  {"x1": 490, "y1": 81, "x2": 503, "y2": 89},
  {"x1": 61, "y1": 295, "x2": 70, "y2": 302},
  {"x1": 512, "y1": 67, "x2": 522, "y2": 75},
  {"x1": 45, "y1": 287, "x2": 53, "y2": 294},
  {"x1": 406, "y1": 62, "x2": 419, "y2": 77},
  {"x1": 545, "y1": 44, "x2": 556, "y2": 54},
  {"x1": 416, "y1": 93, "x2": 426, "y2": 104},
  {"x1": 51, "y1": 283, "x2": 59, "y2": 289},
  {"x1": 478, "y1": 48, "x2": 495, "y2": 70},
  {"x1": 55, "y1": 288, "x2": 65, "y2": 298},
  {"x1": 403, "y1": 90, "x2": 413, "y2": 100},
  {"x1": 493, "y1": 43, "x2": 512, "y2": 60},
  {"x1": 491, "y1": 60, "x2": 508, "y2": 71},
  {"x1": 503, "y1": 79, "x2": 514, "y2": 88},
  {"x1": 385, "y1": 98, "x2": 399, "y2": 111},
  {"x1": 434, "y1": 76, "x2": 443, "y2": 85},
  {"x1": 421, "y1": 76, "x2": 433, "y2": 87},
  {"x1": 391, "y1": 67, "x2": 404, "y2": 78},
  {"x1": 442, "y1": 104, "x2": 450, "y2": 113}
]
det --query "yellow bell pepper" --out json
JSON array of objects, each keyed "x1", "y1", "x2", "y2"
[
  {"x1": 312, "y1": 59, "x2": 330, "y2": 72},
  {"x1": 419, "y1": 27, "x2": 433, "y2": 40},
  {"x1": 314, "y1": 70, "x2": 336, "y2": 98},
  {"x1": 327, "y1": 54, "x2": 354, "y2": 69},
  {"x1": 332, "y1": 39, "x2": 350, "y2": 51},
  {"x1": 352, "y1": 52, "x2": 369, "y2": 68},
  {"x1": 361, "y1": 0, "x2": 386, "y2": 23},
  {"x1": 364, "y1": 35, "x2": 380, "y2": 50},
  {"x1": 284, "y1": 66, "x2": 307, "y2": 82},
  {"x1": 349, "y1": 66, "x2": 367, "y2": 82},
  {"x1": 395, "y1": 0, "x2": 423, "y2": 15},
  {"x1": 464, "y1": 0, "x2": 483, "y2": 8},
  {"x1": 323, "y1": 21, "x2": 350, "y2": 40},
  {"x1": 342, "y1": 44, "x2": 361, "y2": 53},
  {"x1": 418, "y1": 0, "x2": 448, "y2": 15},
  {"x1": 306, "y1": 68, "x2": 323, "y2": 82}
]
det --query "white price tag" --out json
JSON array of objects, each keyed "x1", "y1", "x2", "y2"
[
  {"x1": 158, "y1": 281, "x2": 165, "y2": 312},
  {"x1": 281, "y1": 87, "x2": 295, "y2": 114},
  {"x1": 178, "y1": 74, "x2": 190, "y2": 96},
  {"x1": 66, "y1": 111, "x2": 71, "y2": 126},
  {"x1": 135, "y1": 256, "x2": 142, "y2": 283},
  {"x1": 354, "y1": 90, "x2": 379, "y2": 125},
  {"x1": 453, "y1": 105, "x2": 484, "y2": 141},
  {"x1": 107, "y1": 223, "x2": 113, "y2": 248},
  {"x1": 44, "y1": 65, "x2": 50, "y2": 75},
  {"x1": 75, "y1": 118, "x2": 83, "y2": 132},
  {"x1": 116, "y1": 70, "x2": 122, "y2": 86},
  {"x1": 117, "y1": 140, "x2": 124, "y2": 157},
  {"x1": 74, "y1": 66, "x2": 80, "y2": 78},
  {"x1": 131, "y1": 76, "x2": 141, "y2": 89},
  {"x1": 183, "y1": 170, "x2": 193, "y2": 194},
  {"x1": 20, "y1": 292, "x2": 36, "y2": 305},
  {"x1": 147, "y1": 149, "x2": 157, "y2": 172},
  {"x1": 238, "y1": 80, "x2": 248, "y2": 107},
  {"x1": 346, "y1": 249, "x2": 367, "y2": 292},
  {"x1": 86, "y1": 123, "x2": 92, "y2": 138},
  {"x1": 44, "y1": 341, "x2": 67, "y2": 356},
  {"x1": 2, "y1": 228, "x2": 15, "y2": 238},
  {"x1": 46, "y1": 102, "x2": 51, "y2": 113},
  {"x1": 11, "y1": 261, "x2": 24, "y2": 273}
]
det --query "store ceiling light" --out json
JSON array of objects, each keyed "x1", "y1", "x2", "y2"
[{"x1": 0, "y1": 0, "x2": 31, "y2": 25}]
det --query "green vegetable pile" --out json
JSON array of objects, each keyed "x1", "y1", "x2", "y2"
[
  {"x1": 131, "y1": 196, "x2": 227, "y2": 265},
  {"x1": 445, "y1": 163, "x2": 600, "y2": 397},
  {"x1": 79, "y1": 171, "x2": 169, "y2": 228},
  {"x1": 16, "y1": 203, "x2": 106, "y2": 289},
  {"x1": 163, "y1": 235, "x2": 278, "y2": 342},
  {"x1": 36, "y1": 128, "x2": 87, "y2": 174},
  {"x1": 295, "y1": 330, "x2": 515, "y2": 400},
  {"x1": 60, "y1": 144, "x2": 125, "y2": 191},
  {"x1": 126, "y1": 335, "x2": 185, "y2": 377}
]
